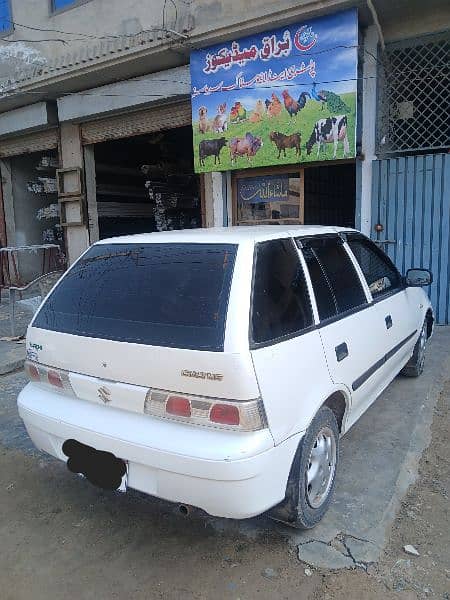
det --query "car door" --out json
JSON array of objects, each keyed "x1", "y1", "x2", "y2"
[
  {"x1": 249, "y1": 237, "x2": 333, "y2": 444},
  {"x1": 298, "y1": 235, "x2": 388, "y2": 428},
  {"x1": 345, "y1": 234, "x2": 418, "y2": 377}
]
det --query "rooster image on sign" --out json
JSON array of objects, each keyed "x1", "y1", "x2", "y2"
[{"x1": 281, "y1": 90, "x2": 310, "y2": 120}]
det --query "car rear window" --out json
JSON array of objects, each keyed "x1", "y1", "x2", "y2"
[{"x1": 33, "y1": 243, "x2": 237, "y2": 351}]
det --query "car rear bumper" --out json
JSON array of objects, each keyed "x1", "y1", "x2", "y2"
[{"x1": 18, "y1": 383, "x2": 302, "y2": 519}]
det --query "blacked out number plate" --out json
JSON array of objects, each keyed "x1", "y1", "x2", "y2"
[{"x1": 62, "y1": 439, "x2": 127, "y2": 492}]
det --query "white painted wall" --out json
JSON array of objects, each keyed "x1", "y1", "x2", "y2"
[
  {"x1": 203, "y1": 172, "x2": 225, "y2": 227},
  {"x1": 59, "y1": 122, "x2": 90, "y2": 264},
  {"x1": 0, "y1": 102, "x2": 56, "y2": 137},
  {"x1": 0, "y1": 0, "x2": 353, "y2": 84},
  {"x1": 359, "y1": 25, "x2": 379, "y2": 236},
  {"x1": 57, "y1": 66, "x2": 190, "y2": 122}
]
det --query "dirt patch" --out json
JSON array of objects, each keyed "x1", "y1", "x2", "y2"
[
  {"x1": 311, "y1": 381, "x2": 450, "y2": 600},
  {"x1": 0, "y1": 380, "x2": 448, "y2": 599},
  {"x1": 0, "y1": 448, "x2": 319, "y2": 600}
]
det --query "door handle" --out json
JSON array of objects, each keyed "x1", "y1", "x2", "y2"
[
  {"x1": 385, "y1": 315, "x2": 393, "y2": 329},
  {"x1": 335, "y1": 342, "x2": 349, "y2": 362}
]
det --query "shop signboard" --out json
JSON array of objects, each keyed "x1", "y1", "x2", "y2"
[
  {"x1": 190, "y1": 8, "x2": 358, "y2": 173},
  {"x1": 236, "y1": 174, "x2": 302, "y2": 223},
  {"x1": 237, "y1": 175, "x2": 290, "y2": 205}
]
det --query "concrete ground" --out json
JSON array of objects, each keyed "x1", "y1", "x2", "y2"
[
  {"x1": 0, "y1": 328, "x2": 449, "y2": 598},
  {"x1": 0, "y1": 292, "x2": 32, "y2": 375}
]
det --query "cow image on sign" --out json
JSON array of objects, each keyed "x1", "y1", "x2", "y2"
[
  {"x1": 306, "y1": 115, "x2": 350, "y2": 159},
  {"x1": 190, "y1": 9, "x2": 358, "y2": 172}
]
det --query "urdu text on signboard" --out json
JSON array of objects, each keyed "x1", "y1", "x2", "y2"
[{"x1": 190, "y1": 8, "x2": 358, "y2": 173}]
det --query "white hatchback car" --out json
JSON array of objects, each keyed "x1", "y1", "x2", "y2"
[{"x1": 18, "y1": 226, "x2": 433, "y2": 528}]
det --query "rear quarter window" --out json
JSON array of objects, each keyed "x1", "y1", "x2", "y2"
[
  {"x1": 33, "y1": 243, "x2": 237, "y2": 351},
  {"x1": 251, "y1": 238, "x2": 313, "y2": 345}
]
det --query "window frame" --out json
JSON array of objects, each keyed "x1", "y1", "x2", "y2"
[
  {"x1": 248, "y1": 232, "x2": 405, "y2": 348},
  {"x1": 296, "y1": 234, "x2": 371, "y2": 327},
  {"x1": 344, "y1": 232, "x2": 404, "y2": 303},
  {"x1": 249, "y1": 237, "x2": 315, "y2": 350},
  {"x1": 0, "y1": 0, "x2": 13, "y2": 37},
  {"x1": 50, "y1": 0, "x2": 93, "y2": 15}
]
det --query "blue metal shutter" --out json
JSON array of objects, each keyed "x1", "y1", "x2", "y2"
[{"x1": 371, "y1": 153, "x2": 450, "y2": 324}]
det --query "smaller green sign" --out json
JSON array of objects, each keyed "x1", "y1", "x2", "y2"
[{"x1": 237, "y1": 175, "x2": 290, "y2": 204}]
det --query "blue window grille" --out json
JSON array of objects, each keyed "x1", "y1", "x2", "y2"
[{"x1": 0, "y1": 0, "x2": 12, "y2": 34}]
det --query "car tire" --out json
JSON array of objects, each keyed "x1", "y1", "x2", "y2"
[
  {"x1": 269, "y1": 406, "x2": 339, "y2": 529},
  {"x1": 401, "y1": 320, "x2": 428, "y2": 378}
]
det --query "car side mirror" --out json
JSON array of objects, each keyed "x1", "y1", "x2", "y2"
[{"x1": 405, "y1": 268, "x2": 433, "y2": 287}]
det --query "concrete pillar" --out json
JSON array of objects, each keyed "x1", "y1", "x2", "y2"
[
  {"x1": 225, "y1": 171, "x2": 233, "y2": 226},
  {"x1": 0, "y1": 159, "x2": 15, "y2": 245},
  {"x1": 59, "y1": 122, "x2": 90, "y2": 264},
  {"x1": 203, "y1": 172, "x2": 226, "y2": 227},
  {"x1": 359, "y1": 25, "x2": 379, "y2": 236},
  {"x1": 83, "y1": 145, "x2": 99, "y2": 243}
]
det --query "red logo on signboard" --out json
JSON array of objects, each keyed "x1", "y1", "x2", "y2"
[{"x1": 294, "y1": 26, "x2": 318, "y2": 52}]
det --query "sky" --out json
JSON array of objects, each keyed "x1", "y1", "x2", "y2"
[{"x1": 190, "y1": 8, "x2": 358, "y2": 116}]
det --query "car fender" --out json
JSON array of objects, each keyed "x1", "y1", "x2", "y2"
[{"x1": 251, "y1": 330, "x2": 348, "y2": 444}]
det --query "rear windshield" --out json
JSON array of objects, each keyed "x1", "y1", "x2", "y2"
[{"x1": 33, "y1": 243, "x2": 237, "y2": 351}]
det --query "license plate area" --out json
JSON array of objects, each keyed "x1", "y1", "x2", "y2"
[{"x1": 62, "y1": 439, "x2": 127, "y2": 492}]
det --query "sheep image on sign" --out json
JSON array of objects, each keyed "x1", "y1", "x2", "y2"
[{"x1": 190, "y1": 8, "x2": 358, "y2": 173}]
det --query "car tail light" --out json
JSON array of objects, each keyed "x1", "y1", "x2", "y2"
[
  {"x1": 166, "y1": 395, "x2": 191, "y2": 418},
  {"x1": 210, "y1": 403, "x2": 240, "y2": 426},
  {"x1": 25, "y1": 361, "x2": 75, "y2": 395},
  {"x1": 47, "y1": 370, "x2": 64, "y2": 388},
  {"x1": 144, "y1": 389, "x2": 266, "y2": 431},
  {"x1": 25, "y1": 362, "x2": 40, "y2": 382}
]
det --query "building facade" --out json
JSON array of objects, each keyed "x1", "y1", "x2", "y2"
[{"x1": 0, "y1": 0, "x2": 449, "y2": 321}]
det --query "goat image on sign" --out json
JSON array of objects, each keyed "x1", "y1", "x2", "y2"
[{"x1": 18, "y1": 226, "x2": 433, "y2": 528}]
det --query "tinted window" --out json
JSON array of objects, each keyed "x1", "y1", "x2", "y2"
[
  {"x1": 347, "y1": 234, "x2": 402, "y2": 298},
  {"x1": 301, "y1": 237, "x2": 367, "y2": 320},
  {"x1": 301, "y1": 247, "x2": 336, "y2": 320},
  {"x1": 252, "y1": 239, "x2": 313, "y2": 344},
  {"x1": 33, "y1": 243, "x2": 237, "y2": 351}
]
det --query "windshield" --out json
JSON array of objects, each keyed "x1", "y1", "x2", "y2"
[{"x1": 33, "y1": 243, "x2": 237, "y2": 351}]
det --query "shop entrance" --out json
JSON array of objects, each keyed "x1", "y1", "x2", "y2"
[
  {"x1": 1, "y1": 149, "x2": 66, "y2": 284},
  {"x1": 304, "y1": 163, "x2": 355, "y2": 228},
  {"x1": 91, "y1": 126, "x2": 202, "y2": 240},
  {"x1": 232, "y1": 163, "x2": 355, "y2": 228}
]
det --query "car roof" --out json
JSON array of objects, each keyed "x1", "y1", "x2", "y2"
[{"x1": 96, "y1": 225, "x2": 357, "y2": 246}]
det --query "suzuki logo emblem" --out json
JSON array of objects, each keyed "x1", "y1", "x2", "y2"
[{"x1": 98, "y1": 386, "x2": 111, "y2": 404}]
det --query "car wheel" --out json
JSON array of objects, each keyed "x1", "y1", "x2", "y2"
[
  {"x1": 401, "y1": 320, "x2": 428, "y2": 377},
  {"x1": 269, "y1": 406, "x2": 339, "y2": 529}
]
